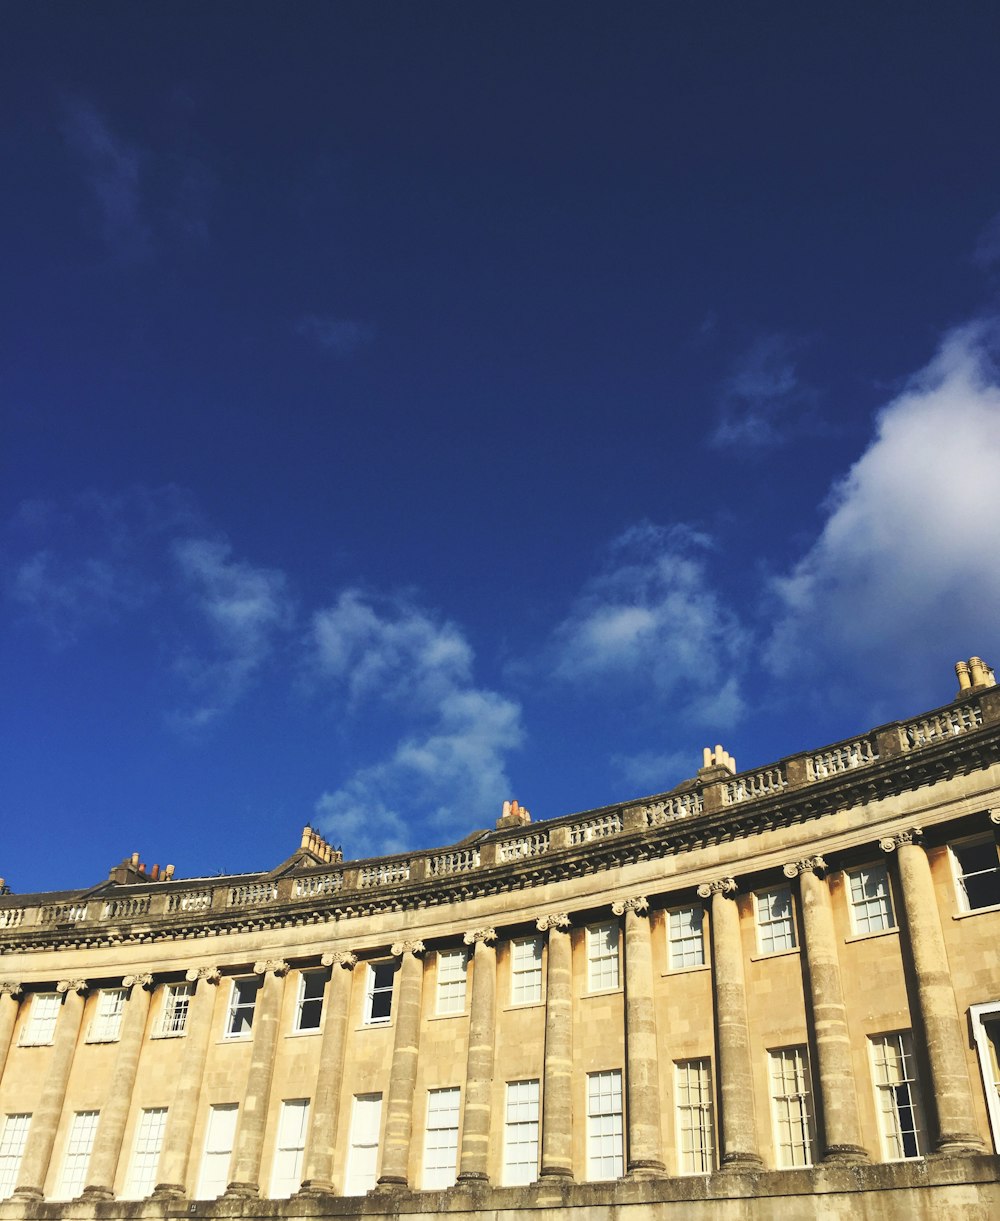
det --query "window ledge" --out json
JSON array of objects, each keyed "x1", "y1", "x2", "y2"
[
  {"x1": 285, "y1": 1027, "x2": 322, "y2": 1039},
  {"x1": 503, "y1": 1001, "x2": 544, "y2": 1012},
  {"x1": 583, "y1": 986, "x2": 623, "y2": 999},
  {"x1": 150, "y1": 1030, "x2": 187, "y2": 1040},
  {"x1": 428, "y1": 1011, "x2": 467, "y2": 1022},
  {"x1": 749, "y1": 947, "x2": 799, "y2": 963},
  {"x1": 662, "y1": 963, "x2": 711, "y2": 977},
  {"x1": 845, "y1": 926, "x2": 899, "y2": 944},
  {"x1": 953, "y1": 902, "x2": 1000, "y2": 920}
]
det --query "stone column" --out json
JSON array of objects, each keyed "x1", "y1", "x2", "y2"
[
  {"x1": 225, "y1": 959, "x2": 290, "y2": 1197},
  {"x1": 297, "y1": 952, "x2": 357, "y2": 1195},
  {"x1": 12, "y1": 979, "x2": 88, "y2": 1200},
  {"x1": 376, "y1": 941, "x2": 425, "y2": 1188},
  {"x1": 697, "y1": 878, "x2": 763, "y2": 1171},
  {"x1": 457, "y1": 928, "x2": 497, "y2": 1186},
  {"x1": 613, "y1": 896, "x2": 664, "y2": 1176},
  {"x1": 0, "y1": 982, "x2": 23, "y2": 1084},
  {"x1": 538, "y1": 912, "x2": 574, "y2": 1180},
  {"x1": 81, "y1": 974, "x2": 156, "y2": 1199},
  {"x1": 783, "y1": 858, "x2": 868, "y2": 1163},
  {"x1": 882, "y1": 829, "x2": 985, "y2": 1153},
  {"x1": 153, "y1": 967, "x2": 221, "y2": 1197}
]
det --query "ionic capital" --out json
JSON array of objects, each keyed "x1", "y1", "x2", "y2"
[
  {"x1": 185, "y1": 966, "x2": 221, "y2": 985},
  {"x1": 321, "y1": 951, "x2": 357, "y2": 970},
  {"x1": 989, "y1": 809, "x2": 1000, "y2": 826},
  {"x1": 696, "y1": 877, "x2": 737, "y2": 899},
  {"x1": 253, "y1": 959, "x2": 290, "y2": 977},
  {"x1": 56, "y1": 978, "x2": 88, "y2": 995},
  {"x1": 122, "y1": 973, "x2": 155, "y2": 990},
  {"x1": 0, "y1": 981, "x2": 22, "y2": 999},
  {"x1": 611, "y1": 896, "x2": 649, "y2": 917},
  {"x1": 390, "y1": 939, "x2": 425, "y2": 958},
  {"x1": 536, "y1": 912, "x2": 571, "y2": 932},
  {"x1": 463, "y1": 927, "x2": 497, "y2": 946},
  {"x1": 879, "y1": 827, "x2": 923, "y2": 853},
  {"x1": 783, "y1": 856, "x2": 827, "y2": 879}
]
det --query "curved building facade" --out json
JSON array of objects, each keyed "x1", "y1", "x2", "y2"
[{"x1": 1, "y1": 662, "x2": 1000, "y2": 1218}]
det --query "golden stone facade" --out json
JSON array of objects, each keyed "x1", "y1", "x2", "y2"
[{"x1": 2, "y1": 663, "x2": 1000, "y2": 1218}]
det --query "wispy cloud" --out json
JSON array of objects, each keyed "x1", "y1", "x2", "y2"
[
  {"x1": 170, "y1": 539, "x2": 294, "y2": 729},
  {"x1": 311, "y1": 592, "x2": 523, "y2": 858},
  {"x1": 551, "y1": 522, "x2": 747, "y2": 727},
  {"x1": 766, "y1": 319, "x2": 1000, "y2": 706},
  {"x1": 710, "y1": 333, "x2": 819, "y2": 448},
  {"x1": 295, "y1": 315, "x2": 374, "y2": 357}
]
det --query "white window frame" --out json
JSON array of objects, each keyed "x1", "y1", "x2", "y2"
[
  {"x1": 667, "y1": 905, "x2": 706, "y2": 970},
  {"x1": 586, "y1": 922, "x2": 620, "y2": 992},
  {"x1": 846, "y1": 864, "x2": 896, "y2": 935},
  {"x1": 55, "y1": 1110, "x2": 100, "y2": 1200},
  {"x1": 122, "y1": 1107, "x2": 167, "y2": 1199},
  {"x1": 422, "y1": 1087, "x2": 461, "y2": 1189},
  {"x1": 344, "y1": 1093, "x2": 382, "y2": 1195},
  {"x1": 435, "y1": 949, "x2": 468, "y2": 1016},
  {"x1": 586, "y1": 1069, "x2": 624, "y2": 1180},
  {"x1": 674, "y1": 1058, "x2": 714, "y2": 1174},
  {"x1": 196, "y1": 1103, "x2": 238, "y2": 1199},
  {"x1": 158, "y1": 983, "x2": 193, "y2": 1037},
  {"x1": 225, "y1": 977, "x2": 261, "y2": 1039},
  {"x1": 510, "y1": 936, "x2": 543, "y2": 1005},
  {"x1": 768, "y1": 1046, "x2": 816, "y2": 1168},
  {"x1": 364, "y1": 961, "x2": 397, "y2": 1026},
  {"x1": 949, "y1": 835, "x2": 1000, "y2": 913},
  {"x1": 754, "y1": 886, "x2": 797, "y2": 954},
  {"x1": 0, "y1": 1114, "x2": 31, "y2": 1201},
  {"x1": 19, "y1": 993, "x2": 60, "y2": 1047},
  {"x1": 293, "y1": 971, "x2": 325, "y2": 1034},
  {"x1": 869, "y1": 1031, "x2": 924, "y2": 1161},
  {"x1": 269, "y1": 1099, "x2": 309, "y2": 1198},
  {"x1": 970, "y1": 1001, "x2": 1000, "y2": 1153},
  {"x1": 87, "y1": 988, "x2": 126, "y2": 1043},
  {"x1": 502, "y1": 1079, "x2": 540, "y2": 1186}
]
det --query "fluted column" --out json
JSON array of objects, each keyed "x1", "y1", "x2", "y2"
[
  {"x1": 783, "y1": 858, "x2": 868, "y2": 1163},
  {"x1": 882, "y1": 829, "x2": 985, "y2": 1153},
  {"x1": 613, "y1": 896, "x2": 664, "y2": 1176},
  {"x1": 0, "y1": 982, "x2": 23, "y2": 1085},
  {"x1": 297, "y1": 952, "x2": 356, "y2": 1195},
  {"x1": 81, "y1": 975, "x2": 156, "y2": 1199},
  {"x1": 225, "y1": 959, "x2": 290, "y2": 1196},
  {"x1": 376, "y1": 941, "x2": 425, "y2": 1188},
  {"x1": 456, "y1": 928, "x2": 497, "y2": 1185},
  {"x1": 697, "y1": 878, "x2": 762, "y2": 1171},
  {"x1": 13, "y1": 979, "x2": 88, "y2": 1200},
  {"x1": 153, "y1": 967, "x2": 221, "y2": 1197},
  {"x1": 538, "y1": 912, "x2": 574, "y2": 1180}
]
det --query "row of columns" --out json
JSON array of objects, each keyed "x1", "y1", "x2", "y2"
[{"x1": 0, "y1": 828, "x2": 987, "y2": 1198}]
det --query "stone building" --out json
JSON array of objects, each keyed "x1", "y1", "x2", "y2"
[{"x1": 1, "y1": 660, "x2": 1000, "y2": 1219}]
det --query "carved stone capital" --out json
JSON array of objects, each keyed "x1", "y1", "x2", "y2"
[
  {"x1": 989, "y1": 809, "x2": 1000, "y2": 826},
  {"x1": 321, "y1": 951, "x2": 357, "y2": 970},
  {"x1": 536, "y1": 912, "x2": 571, "y2": 932},
  {"x1": 56, "y1": 978, "x2": 88, "y2": 995},
  {"x1": 696, "y1": 877, "x2": 737, "y2": 899},
  {"x1": 390, "y1": 939, "x2": 425, "y2": 957},
  {"x1": 463, "y1": 927, "x2": 497, "y2": 946},
  {"x1": 879, "y1": 827, "x2": 923, "y2": 853},
  {"x1": 783, "y1": 856, "x2": 827, "y2": 879},
  {"x1": 185, "y1": 966, "x2": 221, "y2": 985},
  {"x1": 0, "y1": 981, "x2": 22, "y2": 999},
  {"x1": 611, "y1": 896, "x2": 649, "y2": 917},
  {"x1": 254, "y1": 959, "x2": 290, "y2": 977},
  {"x1": 122, "y1": 973, "x2": 155, "y2": 990}
]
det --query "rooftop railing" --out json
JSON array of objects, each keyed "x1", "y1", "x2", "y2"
[{"x1": 1, "y1": 687, "x2": 996, "y2": 937}]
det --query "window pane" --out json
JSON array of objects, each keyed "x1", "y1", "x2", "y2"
[
  {"x1": 848, "y1": 866, "x2": 895, "y2": 934},
  {"x1": 436, "y1": 950, "x2": 468, "y2": 1015},
  {"x1": 20, "y1": 994, "x2": 60, "y2": 1046},
  {"x1": 88, "y1": 989, "x2": 126, "y2": 1043},
  {"x1": 0, "y1": 1115, "x2": 31, "y2": 1200},
  {"x1": 56, "y1": 1111, "x2": 100, "y2": 1200},
  {"x1": 586, "y1": 1070, "x2": 623, "y2": 1180},
  {"x1": 668, "y1": 906, "x2": 705, "y2": 969},
  {"x1": 345, "y1": 1094, "x2": 382, "y2": 1195},
  {"x1": 511, "y1": 938, "x2": 543, "y2": 1005},
  {"x1": 123, "y1": 1108, "x2": 167, "y2": 1199},
  {"x1": 953, "y1": 840, "x2": 1000, "y2": 910},
  {"x1": 675, "y1": 1060, "x2": 714, "y2": 1174},
  {"x1": 503, "y1": 1080, "x2": 539, "y2": 1185},
  {"x1": 756, "y1": 888, "x2": 796, "y2": 954},
  {"x1": 422, "y1": 1088, "x2": 460, "y2": 1189},
  {"x1": 587, "y1": 923, "x2": 620, "y2": 991},
  {"x1": 295, "y1": 972, "x2": 325, "y2": 1032},
  {"x1": 869, "y1": 1032, "x2": 923, "y2": 1160},
  {"x1": 769, "y1": 1047, "x2": 815, "y2": 1167},
  {"x1": 227, "y1": 978, "x2": 261, "y2": 1037}
]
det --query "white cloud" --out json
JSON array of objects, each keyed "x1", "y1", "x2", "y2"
[
  {"x1": 170, "y1": 538, "x2": 294, "y2": 728},
  {"x1": 552, "y1": 522, "x2": 747, "y2": 727},
  {"x1": 295, "y1": 315, "x2": 374, "y2": 357},
  {"x1": 766, "y1": 320, "x2": 1000, "y2": 702},
  {"x1": 311, "y1": 592, "x2": 523, "y2": 859},
  {"x1": 710, "y1": 333, "x2": 817, "y2": 448}
]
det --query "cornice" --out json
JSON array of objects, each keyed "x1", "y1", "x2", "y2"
[{"x1": 2, "y1": 703, "x2": 999, "y2": 957}]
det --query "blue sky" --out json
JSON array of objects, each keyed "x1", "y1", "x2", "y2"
[{"x1": 4, "y1": 3, "x2": 1000, "y2": 894}]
